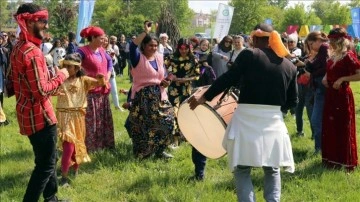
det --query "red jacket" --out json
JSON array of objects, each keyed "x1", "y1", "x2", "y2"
[{"x1": 10, "y1": 32, "x2": 66, "y2": 135}]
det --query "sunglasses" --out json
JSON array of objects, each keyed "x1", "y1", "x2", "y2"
[{"x1": 288, "y1": 41, "x2": 295, "y2": 44}]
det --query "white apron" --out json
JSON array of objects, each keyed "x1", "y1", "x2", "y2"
[{"x1": 223, "y1": 104, "x2": 295, "y2": 173}]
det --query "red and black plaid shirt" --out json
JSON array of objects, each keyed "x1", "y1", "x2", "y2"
[{"x1": 10, "y1": 32, "x2": 66, "y2": 136}]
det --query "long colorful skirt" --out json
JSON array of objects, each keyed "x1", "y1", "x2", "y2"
[
  {"x1": 85, "y1": 93, "x2": 115, "y2": 152},
  {"x1": 129, "y1": 85, "x2": 175, "y2": 159}
]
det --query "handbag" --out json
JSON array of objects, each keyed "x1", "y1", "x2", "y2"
[
  {"x1": 226, "y1": 50, "x2": 235, "y2": 69},
  {"x1": 297, "y1": 74, "x2": 310, "y2": 85}
]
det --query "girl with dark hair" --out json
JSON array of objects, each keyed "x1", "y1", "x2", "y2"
[
  {"x1": 194, "y1": 38, "x2": 216, "y2": 87},
  {"x1": 128, "y1": 21, "x2": 175, "y2": 159},
  {"x1": 322, "y1": 27, "x2": 360, "y2": 171},
  {"x1": 56, "y1": 53, "x2": 108, "y2": 186},
  {"x1": 167, "y1": 38, "x2": 200, "y2": 147},
  {"x1": 211, "y1": 35, "x2": 233, "y2": 77}
]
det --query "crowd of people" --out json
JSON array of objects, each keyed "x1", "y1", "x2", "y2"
[{"x1": 1, "y1": 2, "x2": 360, "y2": 202}]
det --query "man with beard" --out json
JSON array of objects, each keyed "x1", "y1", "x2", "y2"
[
  {"x1": 189, "y1": 23, "x2": 297, "y2": 202},
  {"x1": 10, "y1": 3, "x2": 69, "y2": 202}
]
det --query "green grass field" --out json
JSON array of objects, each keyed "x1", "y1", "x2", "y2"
[{"x1": 1, "y1": 71, "x2": 360, "y2": 202}]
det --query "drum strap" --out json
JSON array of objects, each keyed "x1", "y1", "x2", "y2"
[{"x1": 218, "y1": 87, "x2": 230, "y2": 104}]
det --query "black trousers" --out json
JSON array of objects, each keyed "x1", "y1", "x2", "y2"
[
  {"x1": 23, "y1": 124, "x2": 58, "y2": 202},
  {"x1": 192, "y1": 147, "x2": 207, "y2": 178}
]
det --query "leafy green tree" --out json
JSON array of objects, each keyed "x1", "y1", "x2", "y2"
[
  {"x1": 130, "y1": 0, "x2": 165, "y2": 22},
  {"x1": 110, "y1": 15, "x2": 146, "y2": 37},
  {"x1": 348, "y1": 0, "x2": 360, "y2": 8},
  {"x1": 0, "y1": 0, "x2": 10, "y2": 30},
  {"x1": 259, "y1": 5, "x2": 284, "y2": 31},
  {"x1": 305, "y1": 12, "x2": 322, "y2": 26},
  {"x1": 267, "y1": 0, "x2": 289, "y2": 9},
  {"x1": 229, "y1": 0, "x2": 268, "y2": 34},
  {"x1": 50, "y1": 0, "x2": 77, "y2": 38},
  {"x1": 311, "y1": 0, "x2": 351, "y2": 25},
  {"x1": 92, "y1": 0, "x2": 124, "y2": 33},
  {"x1": 131, "y1": 0, "x2": 193, "y2": 36},
  {"x1": 281, "y1": 4, "x2": 308, "y2": 31},
  {"x1": 168, "y1": 0, "x2": 193, "y2": 35},
  {"x1": 32, "y1": 0, "x2": 77, "y2": 38}
]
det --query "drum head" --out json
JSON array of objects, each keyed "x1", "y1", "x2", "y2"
[{"x1": 178, "y1": 102, "x2": 227, "y2": 159}]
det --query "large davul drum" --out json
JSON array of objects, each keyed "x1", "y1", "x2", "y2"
[{"x1": 177, "y1": 86, "x2": 238, "y2": 159}]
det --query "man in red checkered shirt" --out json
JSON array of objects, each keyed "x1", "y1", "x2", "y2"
[{"x1": 10, "y1": 3, "x2": 69, "y2": 202}]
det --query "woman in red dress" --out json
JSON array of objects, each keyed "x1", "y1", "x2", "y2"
[{"x1": 322, "y1": 27, "x2": 360, "y2": 171}]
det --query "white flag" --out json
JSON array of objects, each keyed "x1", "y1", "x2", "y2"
[{"x1": 213, "y1": 3, "x2": 234, "y2": 41}]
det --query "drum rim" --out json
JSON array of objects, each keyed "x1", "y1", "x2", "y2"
[{"x1": 202, "y1": 102, "x2": 227, "y2": 128}]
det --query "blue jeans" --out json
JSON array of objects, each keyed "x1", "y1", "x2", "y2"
[
  {"x1": 311, "y1": 77, "x2": 326, "y2": 152},
  {"x1": 234, "y1": 166, "x2": 281, "y2": 202},
  {"x1": 23, "y1": 124, "x2": 59, "y2": 202},
  {"x1": 295, "y1": 83, "x2": 314, "y2": 133}
]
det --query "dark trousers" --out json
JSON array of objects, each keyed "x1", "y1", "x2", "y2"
[
  {"x1": 0, "y1": 92, "x2": 3, "y2": 106},
  {"x1": 191, "y1": 147, "x2": 207, "y2": 178},
  {"x1": 23, "y1": 124, "x2": 58, "y2": 202}
]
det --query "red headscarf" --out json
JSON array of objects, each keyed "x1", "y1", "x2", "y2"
[
  {"x1": 14, "y1": 9, "x2": 48, "y2": 42},
  {"x1": 80, "y1": 26, "x2": 105, "y2": 38},
  {"x1": 328, "y1": 33, "x2": 352, "y2": 41}
]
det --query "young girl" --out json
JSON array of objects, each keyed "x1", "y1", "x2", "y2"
[
  {"x1": 194, "y1": 39, "x2": 216, "y2": 87},
  {"x1": 167, "y1": 38, "x2": 200, "y2": 147},
  {"x1": 56, "y1": 53, "x2": 107, "y2": 186}
]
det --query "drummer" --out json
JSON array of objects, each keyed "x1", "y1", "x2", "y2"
[{"x1": 189, "y1": 23, "x2": 297, "y2": 201}]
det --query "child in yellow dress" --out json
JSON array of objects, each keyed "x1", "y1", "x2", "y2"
[{"x1": 56, "y1": 53, "x2": 107, "y2": 186}]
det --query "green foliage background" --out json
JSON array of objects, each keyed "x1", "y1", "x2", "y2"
[
  {"x1": 1, "y1": 0, "x2": 359, "y2": 38},
  {"x1": 1, "y1": 68, "x2": 360, "y2": 201}
]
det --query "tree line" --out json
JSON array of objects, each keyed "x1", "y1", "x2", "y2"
[{"x1": 0, "y1": 0, "x2": 359, "y2": 39}]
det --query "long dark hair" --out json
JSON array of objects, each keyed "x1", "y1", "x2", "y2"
[
  {"x1": 218, "y1": 35, "x2": 233, "y2": 52},
  {"x1": 173, "y1": 38, "x2": 195, "y2": 60},
  {"x1": 64, "y1": 53, "x2": 85, "y2": 77}
]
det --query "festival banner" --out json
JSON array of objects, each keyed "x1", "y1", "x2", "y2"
[
  {"x1": 212, "y1": 3, "x2": 234, "y2": 41},
  {"x1": 286, "y1": 25, "x2": 299, "y2": 35},
  {"x1": 309, "y1": 25, "x2": 323, "y2": 32},
  {"x1": 298, "y1": 25, "x2": 309, "y2": 38},
  {"x1": 347, "y1": 24, "x2": 359, "y2": 38},
  {"x1": 351, "y1": 8, "x2": 360, "y2": 38},
  {"x1": 264, "y1": 18, "x2": 273, "y2": 25},
  {"x1": 76, "y1": 0, "x2": 96, "y2": 43},
  {"x1": 351, "y1": 8, "x2": 360, "y2": 24}
]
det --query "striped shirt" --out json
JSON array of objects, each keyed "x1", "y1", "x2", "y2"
[{"x1": 10, "y1": 32, "x2": 66, "y2": 135}]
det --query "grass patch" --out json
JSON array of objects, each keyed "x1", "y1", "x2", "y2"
[{"x1": 1, "y1": 69, "x2": 360, "y2": 202}]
